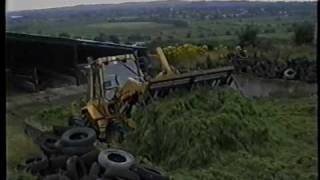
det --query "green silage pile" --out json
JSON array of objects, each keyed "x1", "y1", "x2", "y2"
[{"x1": 123, "y1": 89, "x2": 317, "y2": 179}]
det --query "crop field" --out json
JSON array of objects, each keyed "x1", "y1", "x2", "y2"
[
  {"x1": 7, "y1": 15, "x2": 310, "y2": 44},
  {"x1": 87, "y1": 21, "x2": 175, "y2": 33}
]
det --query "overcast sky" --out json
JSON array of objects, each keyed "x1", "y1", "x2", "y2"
[{"x1": 6, "y1": 0, "x2": 315, "y2": 12}]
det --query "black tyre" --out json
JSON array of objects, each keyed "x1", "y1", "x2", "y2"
[
  {"x1": 44, "y1": 174, "x2": 71, "y2": 180},
  {"x1": 39, "y1": 134, "x2": 61, "y2": 156},
  {"x1": 88, "y1": 162, "x2": 101, "y2": 178},
  {"x1": 60, "y1": 127, "x2": 96, "y2": 147},
  {"x1": 98, "y1": 149, "x2": 135, "y2": 170},
  {"x1": 283, "y1": 68, "x2": 297, "y2": 80},
  {"x1": 49, "y1": 155, "x2": 69, "y2": 170},
  {"x1": 131, "y1": 165, "x2": 169, "y2": 180},
  {"x1": 61, "y1": 146, "x2": 95, "y2": 156},
  {"x1": 66, "y1": 156, "x2": 87, "y2": 180},
  {"x1": 81, "y1": 149, "x2": 100, "y2": 168},
  {"x1": 24, "y1": 156, "x2": 49, "y2": 175},
  {"x1": 98, "y1": 149, "x2": 138, "y2": 179}
]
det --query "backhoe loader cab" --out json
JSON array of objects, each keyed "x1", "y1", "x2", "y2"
[{"x1": 81, "y1": 54, "x2": 146, "y2": 140}]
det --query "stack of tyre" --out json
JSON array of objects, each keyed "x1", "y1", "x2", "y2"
[
  {"x1": 232, "y1": 57, "x2": 317, "y2": 83},
  {"x1": 17, "y1": 127, "x2": 169, "y2": 180}
]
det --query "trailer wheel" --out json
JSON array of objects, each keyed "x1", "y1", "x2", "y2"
[{"x1": 60, "y1": 127, "x2": 96, "y2": 146}]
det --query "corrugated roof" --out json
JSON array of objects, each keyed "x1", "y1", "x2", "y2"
[{"x1": 6, "y1": 32, "x2": 146, "y2": 51}]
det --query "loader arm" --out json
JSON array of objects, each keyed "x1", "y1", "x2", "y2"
[{"x1": 155, "y1": 47, "x2": 174, "y2": 77}]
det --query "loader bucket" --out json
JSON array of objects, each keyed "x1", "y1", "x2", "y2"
[{"x1": 147, "y1": 66, "x2": 236, "y2": 98}]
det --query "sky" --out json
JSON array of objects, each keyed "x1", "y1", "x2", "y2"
[{"x1": 6, "y1": 0, "x2": 316, "y2": 12}]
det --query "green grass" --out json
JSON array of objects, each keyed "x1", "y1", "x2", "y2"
[
  {"x1": 7, "y1": 15, "x2": 312, "y2": 45},
  {"x1": 87, "y1": 21, "x2": 175, "y2": 34},
  {"x1": 6, "y1": 97, "x2": 80, "y2": 180},
  {"x1": 122, "y1": 88, "x2": 317, "y2": 179},
  {"x1": 6, "y1": 88, "x2": 317, "y2": 179}
]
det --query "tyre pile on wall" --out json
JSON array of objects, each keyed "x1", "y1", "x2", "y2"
[
  {"x1": 17, "y1": 127, "x2": 169, "y2": 180},
  {"x1": 231, "y1": 57, "x2": 317, "y2": 83}
]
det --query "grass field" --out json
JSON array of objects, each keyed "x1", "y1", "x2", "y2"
[
  {"x1": 124, "y1": 89, "x2": 317, "y2": 179},
  {"x1": 6, "y1": 87, "x2": 317, "y2": 180},
  {"x1": 87, "y1": 21, "x2": 175, "y2": 33},
  {"x1": 6, "y1": 94, "x2": 82, "y2": 180},
  {"x1": 7, "y1": 15, "x2": 310, "y2": 45}
]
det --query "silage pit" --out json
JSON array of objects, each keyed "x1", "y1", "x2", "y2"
[{"x1": 123, "y1": 88, "x2": 279, "y2": 170}]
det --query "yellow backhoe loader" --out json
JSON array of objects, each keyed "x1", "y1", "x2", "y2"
[{"x1": 73, "y1": 47, "x2": 236, "y2": 142}]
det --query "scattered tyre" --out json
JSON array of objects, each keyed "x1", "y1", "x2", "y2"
[
  {"x1": 88, "y1": 162, "x2": 101, "y2": 178},
  {"x1": 98, "y1": 149, "x2": 135, "y2": 170},
  {"x1": 131, "y1": 165, "x2": 169, "y2": 180},
  {"x1": 49, "y1": 155, "x2": 69, "y2": 170},
  {"x1": 66, "y1": 156, "x2": 87, "y2": 180},
  {"x1": 81, "y1": 149, "x2": 100, "y2": 168},
  {"x1": 283, "y1": 68, "x2": 297, "y2": 80},
  {"x1": 23, "y1": 156, "x2": 49, "y2": 175},
  {"x1": 60, "y1": 127, "x2": 96, "y2": 147},
  {"x1": 98, "y1": 149, "x2": 138, "y2": 180},
  {"x1": 39, "y1": 134, "x2": 61, "y2": 156}
]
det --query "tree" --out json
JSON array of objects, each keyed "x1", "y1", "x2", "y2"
[
  {"x1": 238, "y1": 25, "x2": 259, "y2": 47},
  {"x1": 293, "y1": 22, "x2": 314, "y2": 45}
]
